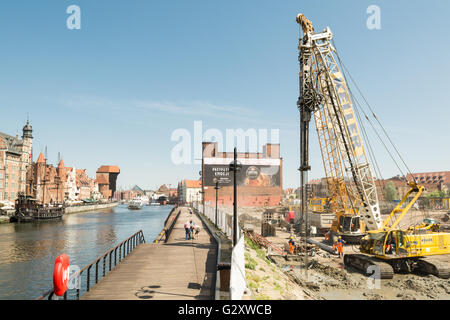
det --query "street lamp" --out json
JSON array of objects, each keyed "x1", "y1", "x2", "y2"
[
  {"x1": 213, "y1": 177, "x2": 220, "y2": 228},
  {"x1": 229, "y1": 147, "x2": 242, "y2": 247}
]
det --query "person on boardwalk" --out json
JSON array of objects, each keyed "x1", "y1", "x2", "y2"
[
  {"x1": 184, "y1": 220, "x2": 191, "y2": 240},
  {"x1": 194, "y1": 225, "x2": 201, "y2": 239},
  {"x1": 189, "y1": 220, "x2": 196, "y2": 239}
]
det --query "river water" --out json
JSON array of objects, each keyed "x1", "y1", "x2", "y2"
[{"x1": 0, "y1": 204, "x2": 173, "y2": 300}]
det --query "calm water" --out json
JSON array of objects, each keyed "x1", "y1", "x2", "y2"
[{"x1": 0, "y1": 204, "x2": 173, "y2": 300}]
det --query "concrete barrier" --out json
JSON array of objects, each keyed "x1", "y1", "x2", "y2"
[{"x1": 65, "y1": 202, "x2": 118, "y2": 214}]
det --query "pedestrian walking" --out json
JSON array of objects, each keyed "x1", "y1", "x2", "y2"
[
  {"x1": 190, "y1": 220, "x2": 196, "y2": 239},
  {"x1": 184, "y1": 220, "x2": 191, "y2": 240},
  {"x1": 194, "y1": 225, "x2": 201, "y2": 239}
]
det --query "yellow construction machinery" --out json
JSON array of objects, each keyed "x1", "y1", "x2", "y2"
[{"x1": 296, "y1": 13, "x2": 450, "y2": 278}]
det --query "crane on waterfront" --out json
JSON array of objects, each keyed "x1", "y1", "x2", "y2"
[{"x1": 296, "y1": 13, "x2": 450, "y2": 279}]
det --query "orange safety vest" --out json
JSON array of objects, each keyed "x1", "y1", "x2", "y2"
[
  {"x1": 334, "y1": 241, "x2": 343, "y2": 253},
  {"x1": 289, "y1": 243, "x2": 294, "y2": 254}
]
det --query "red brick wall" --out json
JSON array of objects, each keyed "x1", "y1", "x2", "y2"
[{"x1": 203, "y1": 186, "x2": 282, "y2": 207}]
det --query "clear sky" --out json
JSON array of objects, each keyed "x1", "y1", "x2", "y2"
[{"x1": 1, "y1": 0, "x2": 449, "y2": 190}]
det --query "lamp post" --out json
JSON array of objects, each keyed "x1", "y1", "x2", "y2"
[
  {"x1": 229, "y1": 147, "x2": 242, "y2": 247},
  {"x1": 213, "y1": 178, "x2": 220, "y2": 228}
]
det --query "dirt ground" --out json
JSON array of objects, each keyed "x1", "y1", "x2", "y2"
[{"x1": 242, "y1": 207, "x2": 450, "y2": 300}]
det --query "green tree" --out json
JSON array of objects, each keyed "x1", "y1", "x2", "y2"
[{"x1": 383, "y1": 182, "x2": 399, "y2": 201}]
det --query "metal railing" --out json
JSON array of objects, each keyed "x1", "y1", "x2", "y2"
[{"x1": 37, "y1": 230, "x2": 146, "y2": 300}]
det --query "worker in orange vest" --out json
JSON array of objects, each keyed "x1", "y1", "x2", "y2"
[
  {"x1": 333, "y1": 236, "x2": 345, "y2": 258},
  {"x1": 288, "y1": 236, "x2": 295, "y2": 254}
]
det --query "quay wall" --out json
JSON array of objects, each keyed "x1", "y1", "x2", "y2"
[{"x1": 65, "y1": 202, "x2": 118, "y2": 214}]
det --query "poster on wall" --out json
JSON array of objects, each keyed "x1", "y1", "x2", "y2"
[{"x1": 203, "y1": 158, "x2": 280, "y2": 187}]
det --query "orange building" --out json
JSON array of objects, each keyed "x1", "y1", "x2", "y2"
[{"x1": 96, "y1": 165, "x2": 120, "y2": 200}]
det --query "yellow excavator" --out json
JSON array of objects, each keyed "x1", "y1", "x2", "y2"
[
  {"x1": 347, "y1": 181, "x2": 450, "y2": 278},
  {"x1": 296, "y1": 13, "x2": 450, "y2": 278}
]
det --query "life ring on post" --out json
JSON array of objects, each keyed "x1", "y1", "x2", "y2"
[{"x1": 53, "y1": 254, "x2": 70, "y2": 297}]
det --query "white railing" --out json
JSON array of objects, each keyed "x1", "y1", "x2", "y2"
[
  {"x1": 193, "y1": 202, "x2": 243, "y2": 240},
  {"x1": 193, "y1": 202, "x2": 246, "y2": 299},
  {"x1": 230, "y1": 235, "x2": 246, "y2": 300}
]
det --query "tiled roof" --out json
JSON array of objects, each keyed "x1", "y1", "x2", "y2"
[
  {"x1": 36, "y1": 153, "x2": 45, "y2": 164},
  {"x1": 185, "y1": 180, "x2": 201, "y2": 188},
  {"x1": 96, "y1": 165, "x2": 120, "y2": 173},
  {"x1": 0, "y1": 132, "x2": 23, "y2": 154}
]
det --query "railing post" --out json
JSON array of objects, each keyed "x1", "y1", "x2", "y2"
[
  {"x1": 114, "y1": 248, "x2": 117, "y2": 266},
  {"x1": 109, "y1": 252, "x2": 112, "y2": 272},
  {"x1": 103, "y1": 256, "x2": 106, "y2": 277},
  {"x1": 87, "y1": 267, "x2": 91, "y2": 292},
  {"x1": 119, "y1": 244, "x2": 122, "y2": 261},
  {"x1": 95, "y1": 261, "x2": 99, "y2": 284}
]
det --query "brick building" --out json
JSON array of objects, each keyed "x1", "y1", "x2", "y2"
[
  {"x1": 201, "y1": 142, "x2": 283, "y2": 207},
  {"x1": 96, "y1": 165, "x2": 120, "y2": 200},
  {"x1": 0, "y1": 120, "x2": 33, "y2": 202},
  {"x1": 27, "y1": 154, "x2": 67, "y2": 204}
]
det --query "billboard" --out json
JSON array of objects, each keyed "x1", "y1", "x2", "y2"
[{"x1": 203, "y1": 158, "x2": 280, "y2": 187}]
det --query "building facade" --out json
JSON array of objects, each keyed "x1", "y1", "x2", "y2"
[
  {"x1": 201, "y1": 142, "x2": 283, "y2": 207},
  {"x1": 96, "y1": 165, "x2": 120, "y2": 200},
  {"x1": 178, "y1": 180, "x2": 202, "y2": 204},
  {"x1": 0, "y1": 121, "x2": 33, "y2": 203}
]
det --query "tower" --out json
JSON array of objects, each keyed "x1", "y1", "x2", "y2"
[{"x1": 22, "y1": 119, "x2": 33, "y2": 166}]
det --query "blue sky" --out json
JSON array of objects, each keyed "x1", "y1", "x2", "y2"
[{"x1": 1, "y1": 0, "x2": 449, "y2": 190}]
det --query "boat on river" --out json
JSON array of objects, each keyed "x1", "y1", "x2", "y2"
[
  {"x1": 10, "y1": 193, "x2": 65, "y2": 222},
  {"x1": 128, "y1": 198, "x2": 143, "y2": 210}
]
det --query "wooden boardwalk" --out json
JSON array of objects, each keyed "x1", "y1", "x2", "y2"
[{"x1": 82, "y1": 207, "x2": 217, "y2": 300}]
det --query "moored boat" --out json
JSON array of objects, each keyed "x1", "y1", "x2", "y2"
[{"x1": 10, "y1": 193, "x2": 65, "y2": 222}]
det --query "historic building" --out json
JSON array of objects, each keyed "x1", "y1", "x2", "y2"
[
  {"x1": 0, "y1": 120, "x2": 33, "y2": 202},
  {"x1": 96, "y1": 165, "x2": 120, "y2": 200},
  {"x1": 201, "y1": 142, "x2": 283, "y2": 207},
  {"x1": 27, "y1": 154, "x2": 67, "y2": 204}
]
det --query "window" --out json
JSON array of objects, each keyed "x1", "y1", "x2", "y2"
[
  {"x1": 0, "y1": 173, "x2": 2, "y2": 179},
  {"x1": 0, "y1": 192, "x2": 2, "y2": 199},
  {"x1": 12, "y1": 183, "x2": 15, "y2": 189},
  {"x1": 0, "y1": 182, "x2": 2, "y2": 188},
  {"x1": 5, "y1": 182, "x2": 8, "y2": 188},
  {"x1": 11, "y1": 192, "x2": 14, "y2": 199},
  {"x1": 4, "y1": 192, "x2": 8, "y2": 200}
]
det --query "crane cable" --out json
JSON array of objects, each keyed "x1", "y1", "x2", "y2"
[{"x1": 332, "y1": 39, "x2": 416, "y2": 184}]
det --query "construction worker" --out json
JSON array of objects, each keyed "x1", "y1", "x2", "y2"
[
  {"x1": 324, "y1": 231, "x2": 330, "y2": 242},
  {"x1": 288, "y1": 236, "x2": 295, "y2": 254},
  {"x1": 333, "y1": 236, "x2": 345, "y2": 258}
]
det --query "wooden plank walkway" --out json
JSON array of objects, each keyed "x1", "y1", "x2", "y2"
[{"x1": 82, "y1": 207, "x2": 217, "y2": 300}]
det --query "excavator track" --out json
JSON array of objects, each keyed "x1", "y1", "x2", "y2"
[
  {"x1": 344, "y1": 254, "x2": 394, "y2": 279},
  {"x1": 417, "y1": 256, "x2": 450, "y2": 279}
]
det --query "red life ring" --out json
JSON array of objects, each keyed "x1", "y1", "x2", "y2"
[{"x1": 53, "y1": 254, "x2": 70, "y2": 296}]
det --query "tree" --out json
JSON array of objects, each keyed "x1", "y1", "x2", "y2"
[{"x1": 384, "y1": 182, "x2": 399, "y2": 201}]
